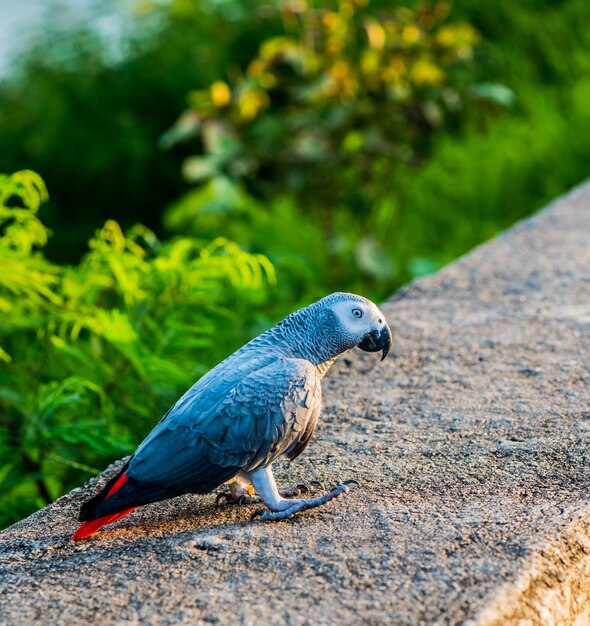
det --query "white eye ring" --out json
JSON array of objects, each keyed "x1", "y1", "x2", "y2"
[{"x1": 352, "y1": 308, "x2": 363, "y2": 319}]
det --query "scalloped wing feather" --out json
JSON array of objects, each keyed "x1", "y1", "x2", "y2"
[{"x1": 102, "y1": 356, "x2": 322, "y2": 513}]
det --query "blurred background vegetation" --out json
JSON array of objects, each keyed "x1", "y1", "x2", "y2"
[{"x1": 1, "y1": 0, "x2": 589, "y2": 527}]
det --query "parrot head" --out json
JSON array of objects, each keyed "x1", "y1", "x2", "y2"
[
  {"x1": 278, "y1": 292, "x2": 392, "y2": 363},
  {"x1": 325, "y1": 293, "x2": 392, "y2": 361}
]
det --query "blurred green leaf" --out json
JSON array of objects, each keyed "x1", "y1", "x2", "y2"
[
  {"x1": 355, "y1": 237, "x2": 396, "y2": 281},
  {"x1": 469, "y1": 83, "x2": 518, "y2": 108},
  {"x1": 183, "y1": 156, "x2": 220, "y2": 183}
]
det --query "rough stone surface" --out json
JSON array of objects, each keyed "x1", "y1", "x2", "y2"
[{"x1": 1, "y1": 184, "x2": 590, "y2": 625}]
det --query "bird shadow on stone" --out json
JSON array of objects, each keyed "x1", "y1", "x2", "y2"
[{"x1": 77, "y1": 494, "x2": 255, "y2": 543}]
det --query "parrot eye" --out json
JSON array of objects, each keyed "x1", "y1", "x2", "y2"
[{"x1": 352, "y1": 308, "x2": 363, "y2": 319}]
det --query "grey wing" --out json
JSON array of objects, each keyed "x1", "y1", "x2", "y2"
[
  {"x1": 235, "y1": 358, "x2": 322, "y2": 470},
  {"x1": 284, "y1": 400, "x2": 321, "y2": 462},
  {"x1": 111, "y1": 358, "x2": 320, "y2": 509}
]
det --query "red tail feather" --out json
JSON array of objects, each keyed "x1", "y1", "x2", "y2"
[
  {"x1": 105, "y1": 472, "x2": 129, "y2": 497},
  {"x1": 72, "y1": 507, "x2": 137, "y2": 540},
  {"x1": 72, "y1": 472, "x2": 136, "y2": 540}
]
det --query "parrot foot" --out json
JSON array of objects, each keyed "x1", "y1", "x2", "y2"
[
  {"x1": 216, "y1": 482, "x2": 324, "y2": 507},
  {"x1": 250, "y1": 480, "x2": 359, "y2": 521},
  {"x1": 215, "y1": 492, "x2": 262, "y2": 507}
]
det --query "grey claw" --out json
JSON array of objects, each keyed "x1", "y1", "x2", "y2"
[
  {"x1": 215, "y1": 492, "x2": 233, "y2": 507},
  {"x1": 250, "y1": 509, "x2": 266, "y2": 522},
  {"x1": 238, "y1": 495, "x2": 247, "y2": 507},
  {"x1": 295, "y1": 480, "x2": 324, "y2": 494},
  {"x1": 342, "y1": 479, "x2": 360, "y2": 488}
]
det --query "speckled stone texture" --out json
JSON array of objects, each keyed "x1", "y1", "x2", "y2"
[{"x1": 1, "y1": 183, "x2": 589, "y2": 626}]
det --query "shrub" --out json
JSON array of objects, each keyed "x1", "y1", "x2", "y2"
[
  {"x1": 164, "y1": 0, "x2": 479, "y2": 214},
  {"x1": 163, "y1": 0, "x2": 481, "y2": 299},
  {"x1": 0, "y1": 170, "x2": 275, "y2": 527},
  {"x1": 0, "y1": 0, "x2": 278, "y2": 262}
]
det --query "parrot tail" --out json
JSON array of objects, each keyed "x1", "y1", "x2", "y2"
[{"x1": 72, "y1": 472, "x2": 137, "y2": 540}]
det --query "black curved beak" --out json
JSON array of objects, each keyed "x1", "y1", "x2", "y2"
[{"x1": 358, "y1": 324, "x2": 392, "y2": 361}]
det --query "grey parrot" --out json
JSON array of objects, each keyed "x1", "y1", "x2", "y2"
[{"x1": 73, "y1": 292, "x2": 391, "y2": 539}]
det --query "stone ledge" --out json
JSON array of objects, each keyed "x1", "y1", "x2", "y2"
[{"x1": 1, "y1": 182, "x2": 589, "y2": 625}]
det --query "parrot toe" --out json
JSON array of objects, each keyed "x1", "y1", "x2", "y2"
[
  {"x1": 216, "y1": 491, "x2": 263, "y2": 506},
  {"x1": 295, "y1": 480, "x2": 324, "y2": 495},
  {"x1": 238, "y1": 494, "x2": 263, "y2": 505},
  {"x1": 215, "y1": 492, "x2": 235, "y2": 507}
]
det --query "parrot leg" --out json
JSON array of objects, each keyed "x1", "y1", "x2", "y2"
[{"x1": 248, "y1": 466, "x2": 358, "y2": 521}]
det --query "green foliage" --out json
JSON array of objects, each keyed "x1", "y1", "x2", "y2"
[
  {"x1": 0, "y1": 0, "x2": 282, "y2": 262},
  {"x1": 163, "y1": 0, "x2": 482, "y2": 297},
  {"x1": 452, "y1": 0, "x2": 590, "y2": 87},
  {"x1": 378, "y1": 79, "x2": 590, "y2": 281},
  {"x1": 164, "y1": 1, "x2": 479, "y2": 198},
  {"x1": 0, "y1": 170, "x2": 275, "y2": 527},
  {"x1": 164, "y1": 0, "x2": 590, "y2": 298}
]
